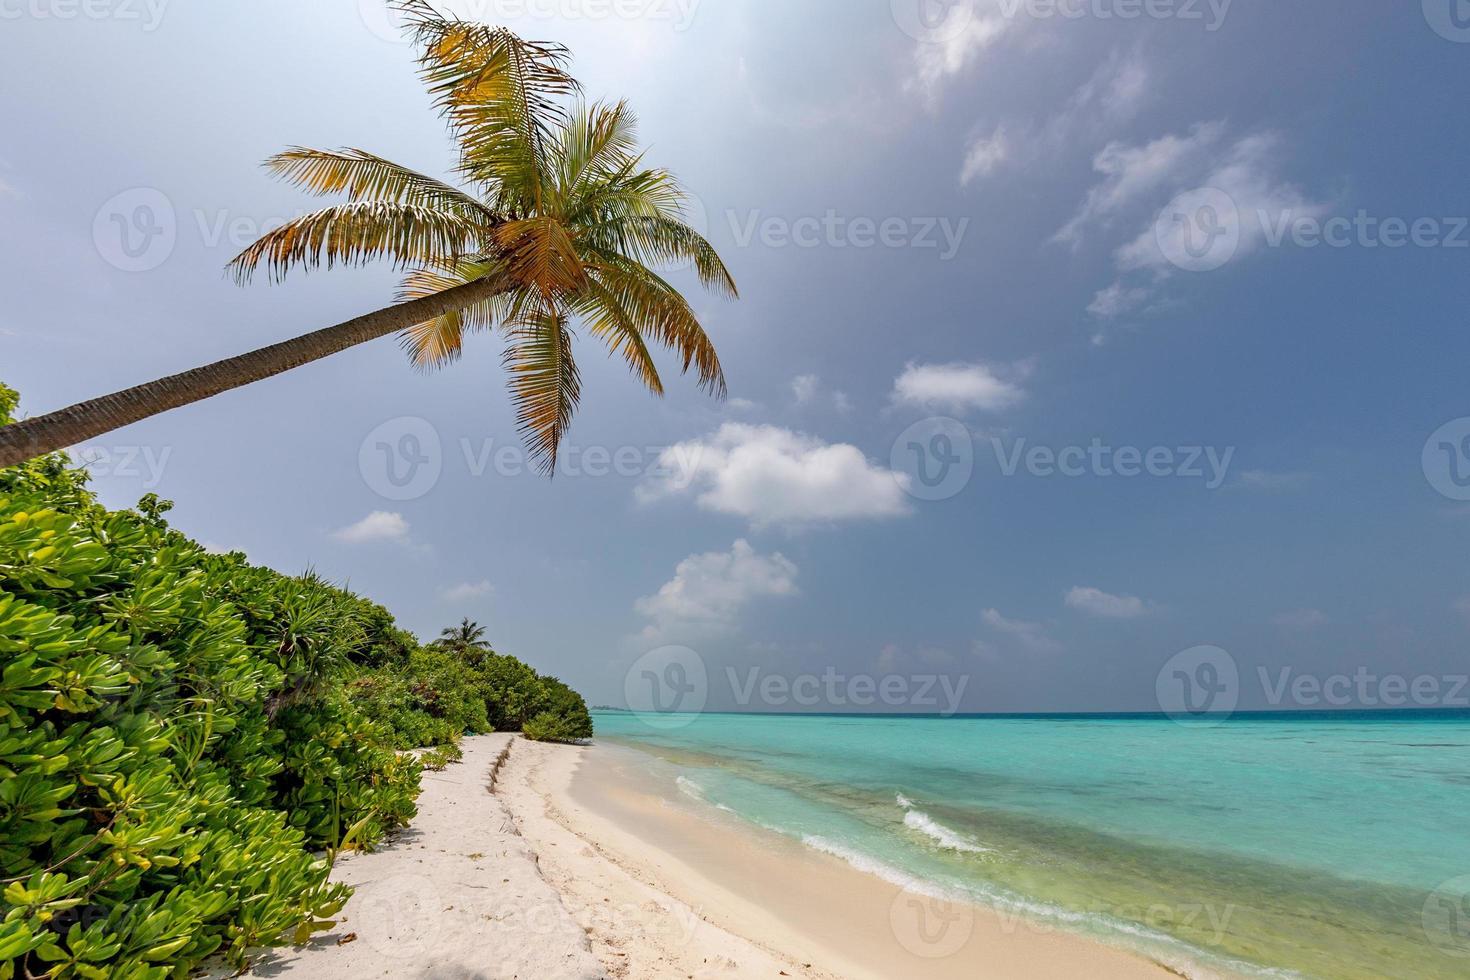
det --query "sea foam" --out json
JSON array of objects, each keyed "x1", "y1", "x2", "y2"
[{"x1": 896, "y1": 794, "x2": 992, "y2": 853}]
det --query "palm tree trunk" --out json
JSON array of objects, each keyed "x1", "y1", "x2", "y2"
[{"x1": 0, "y1": 276, "x2": 512, "y2": 469}]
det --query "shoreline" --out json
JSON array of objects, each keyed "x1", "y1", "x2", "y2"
[{"x1": 504, "y1": 738, "x2": 1190, "y2": 980}]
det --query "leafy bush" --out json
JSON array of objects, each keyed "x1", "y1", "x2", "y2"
[
  {"x1": 522, "y1": 677, "x2": 594, "y2": 743},
  {"x1": 347, "y1": 644, "x2": 594, "y2": 748},
  {"x1": 0, "y1": 383, "x2": 420, "y2": 977},
  {"x1": 0, "y1": 381, "x2": 592, "y2": 976},
  {"x1": 346, "y1": 647, "x2": 490, "y2": 750}
]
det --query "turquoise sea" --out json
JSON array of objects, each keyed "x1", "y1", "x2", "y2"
[{"x1": 593, "y1": 710, "x2": 1470, "y2": 979}]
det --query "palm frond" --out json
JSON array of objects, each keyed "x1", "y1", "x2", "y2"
[
  {"x1": 493, "y1": 216, "x2": 587, "y2": 294},
  {"x1": 227, "y1": 202, "x2": 482, "y2": 283},
  {"x1": 570, "y1": 277, "x2": 664, "y2": 396},
  {"x1": 557, "y1": 100, "x2": 642, "y2": 200},
  {"x1": 396, "y1": 257, "x2": 517, "y2": 369},
  {"x1": 394, "y1": 1, "x2": 578, "y2": 209},
  {"x1": 264, "y1": 147, "x2": 495, "y2": 221},
  {"x1": 582, "y1": 250, "x2": 726, "y2": 398},
  {"x1": 228, "y1": 4, "x2": 734, "y2": 479},
  {"x1": 502, "y1": 300, "x2": 581, "y2": 474},
  {"x1": 616, "y1": 215, "x2": 738, "y2": 298}
]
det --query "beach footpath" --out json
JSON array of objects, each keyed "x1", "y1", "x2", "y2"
[{"x1": 234, "y1": 734, "x2": 603, "y2": 979}]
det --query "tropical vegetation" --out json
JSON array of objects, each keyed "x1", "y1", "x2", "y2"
[
  {"x1": 0, "y1": 0, "x2": 734, "y2": 473},
  {"x1": 0, "y1": 382, "x2": 591, "y2": 977}
]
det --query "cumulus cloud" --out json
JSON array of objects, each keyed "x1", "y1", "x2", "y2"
[
  {"x1": 891, "y1": 361, "x2": 1028, "y2": 414},
  {"x1": 1065, "y1": 586, "x2": 1149, "y2": 619},
  {"x1": 982, "y1": 608, "x2": 1061, "y2": 653},
  {"x1": 639, "y1": 424, "x2": 910, "y2": 529},
  {"x1": 635, "y1": 540, "x2": 798, "y2": 643},
  {"x1": 333, "y1": 511, "x2": 410, "y2": 544},
  {"x1": 443, "y1": 580, "x2": 494, "y2": 602}
]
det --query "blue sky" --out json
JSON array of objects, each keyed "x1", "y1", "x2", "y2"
[{"x1": 4, "y1": 0, "x2": 1469, "y2": 713}]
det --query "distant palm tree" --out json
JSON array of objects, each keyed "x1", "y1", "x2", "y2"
[
  {"x1": 437, "y1": 617, "x2": 491, "y2": 654},
  {"x1": 0, "y1": 0, "x2": 733, "y2": 473}
]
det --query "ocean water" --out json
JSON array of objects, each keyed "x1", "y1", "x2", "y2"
[{"x1": 592, "y1": 710, "x2": 1470, "y2": 979}]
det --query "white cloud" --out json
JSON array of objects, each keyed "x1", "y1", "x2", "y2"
[
  {"x1": 443, "y1": 580, "x2": 494, "y2": 602},
  {"x1": 1065, "y1": 586, "x2": 1149, "y2": 619},
  {"x1": 958, "y1": 49, "x2": 1150, "y2": 187},
  {"x1": 960, "y1": 126, "x2": 1009, "y2": 185},
  {"x1": 1115, "y1": 131, "x2": 1330, "y2": 273},
  {"x1": 1075, "y1": 48, "x2": 1150, "y2": 121},
  {"x1": 891, "y1": 361, "x2": 1028, "y2": 413},
  {"x1": 1087, "y1": 282, "x2": 1152, "y2": 319},
  {"x1": 791, "y1": 374, "x2": 851, "y2": 413},
  {"x1": 1055, "y1": 121, "x2": 1226, "y2": 247},
  {"x1": 333, "y1": 511, "x2": 410, "y2": 544},
  {"x1": 640, "y1": 424, "x2": 910, "y2": 529},
  {"x1": 727, "y1": 397, "x2": 760, "y2": 413},
  {"x1": 1059, "y1": 123, "x2": 1329, "y2": 320},
  {"x1": 982, "y1": 608, "x2": 1060, "y2": 653},
  {"x1": 1272, "y1": 608, "x2": 1328, "y2": 629},
  {"x1": 912, "y1": 14, "x2": 1013, "y2": 99},
  {"x1": 635, "y1": 540, "x2": 798, "y2": 642}
]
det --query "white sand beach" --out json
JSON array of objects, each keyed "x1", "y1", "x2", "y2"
[
  {"x1": 240, "y1": 733, "x2": 1181, "y2": 979},
  {"x1": 234, "y1": 734, "x2": 603, "y2": 979}
]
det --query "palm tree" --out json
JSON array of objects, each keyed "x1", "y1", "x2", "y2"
[
  {"x1": 0, "y1": 0, "x2": 733, "y2": 473},
  {"x1": 437, "y1": 617, "x2": 491, "y2": 654}
]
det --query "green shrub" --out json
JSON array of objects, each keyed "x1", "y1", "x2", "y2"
[
  {"x1": 521, "y1": 709, "x2": 592, "y2": 744},
  {"x1": 0, "y1": 383, "x2": 420, "y2": 977},
  {"x1": 417, "y1": 741, "x2": 463, "y2": 772},
  {"x1": 521, "y1": 676, "x2": 593, "y2": 743},
  {"x1": 0, "y1": 381, "x2": 592, "y2": 975},
  {"x1": 347, "y1": 644, "x2": 594, "y2": 749}
]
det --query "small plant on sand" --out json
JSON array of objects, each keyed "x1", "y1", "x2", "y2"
[{"x1": 419, "y1": 741, "x2": 464, "y2": 771}]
